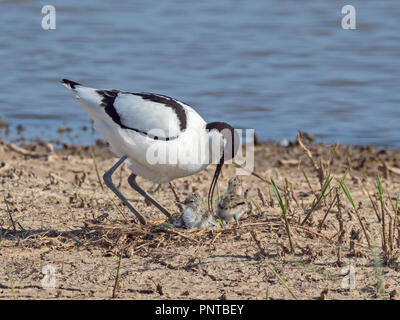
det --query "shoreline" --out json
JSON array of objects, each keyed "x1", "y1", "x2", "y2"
[
  {"x1": 2, "y1": 132, "x2": 400, "y2": 155},
  {"x1": 2, "y1": 115, "x2": 400, "y2": 151}
]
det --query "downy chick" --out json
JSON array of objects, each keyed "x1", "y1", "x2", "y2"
[
  {"x1": 174, "y1": 193, "x2": 218, "y2": 229},
  {"x1": 217, "y1": 176, "x2": 251, "y2": 226}
]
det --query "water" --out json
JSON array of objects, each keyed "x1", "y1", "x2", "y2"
[{"x1": 1, "y1": 0, "x2": 400, "y2": 147}]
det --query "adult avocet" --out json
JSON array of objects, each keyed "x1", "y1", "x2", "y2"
[{"x1": 61, "y1": 79, "x2": 239, "y2": 225}]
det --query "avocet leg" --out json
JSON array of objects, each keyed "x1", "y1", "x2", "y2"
[
  {"x1": 127, "y1": 174, "x2": 171, "y2": 218},
  {"x1": 103, "y1": 156, "x2": 147, "y2": 225}
]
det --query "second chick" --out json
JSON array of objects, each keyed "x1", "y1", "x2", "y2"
[{"x1": 217, "y1": 176, "x2": 251, "y2": 226}]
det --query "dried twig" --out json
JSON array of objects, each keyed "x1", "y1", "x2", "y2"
[
  {"x1": 257, "y1": 188, "x2": 266, "y2": 206},
  {"x1": 169, "y1": 182, "x2": 183, "y2": 211},
  {"x1": 4, "y1": 197, "x2": 16, "y2": 233},
  {"x1": 335, "y1": 193, "x2": 345, "y2": 266},
  {"x1": 158, "y1": 226, "x2": 199, "y2": 243},
  {"x1": 8, "y1": 143, "x2": 52, "y2": 159},
  {"x1": 112, "y1": 251, "x2": 123, "y2": 299},
  {"x1": 318, "y1": 190, "x2": 338, "y2": 230}
]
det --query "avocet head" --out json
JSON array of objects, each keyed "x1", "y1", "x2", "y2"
[{"x1": 205, "y1": 122, "x2": 240, "y2": 213}]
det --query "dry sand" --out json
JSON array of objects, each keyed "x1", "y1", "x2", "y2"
[{"x1": 0, "y1": 136, "x2": 399, "y2": 300}]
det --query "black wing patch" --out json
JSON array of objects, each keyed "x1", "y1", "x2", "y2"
[
  {"x1": 96, "y1": 89, "x2": 122, "y2": 126},
  {"x1": 133, "y1": 93, "x2": 187, "y2": 131},
  {"x1": 96, "y1": 89, "x2": 184, "y2": 141}
]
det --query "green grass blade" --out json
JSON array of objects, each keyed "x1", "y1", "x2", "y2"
[
  {"x1": 160, "y1": 222, "x2": 175, "y2": 228},
  {"x1": 340, "y1": 178, "x2": 371, "y2": 247},
  {"x1": 301, "y1": 168, "x2": 315, "y2": 196},
  {"x1": 301, "y1": 174, "x2": 333, "y2": 225},
  {"x1": 377, "y1": 174, "x2": 383, "y2": 198},
  {"x1": 339, "y1": 181, "x2": 356, "y2": 211},
  {"x1": 271, "y1": 178, "x2": 286, "y2": 215},
  {"x1": 271, "y1": 179, "x2": 294, "y2": 252},
  {"x1": 8, "y1": 267, "x2": 17, "y2": 300},
  {"x1": 377, "y1": 174, "x2": 385, "y2": 209},
  {"x1": 340, "y1": 168, "x2": 349, "y2": 185},
  {"x1": 265, "y1": 263, "x2": 298, "y2": 300},
  {"x1": 251, "y1": 199, "x2": 262, "y2": 214}
]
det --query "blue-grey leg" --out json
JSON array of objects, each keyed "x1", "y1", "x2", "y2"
[
  {"x1": 127, "y1": 174, "x2": 171, "y2": 218},
  {"x1": 235, "y1": 219, "x2": 240, "y2": 227},
  {"x1": 103, "y1": 156, "x2": 147, "y2": 225},
  {"x1": 234, "y1": 215, "x2": 240, "y2": 227}
]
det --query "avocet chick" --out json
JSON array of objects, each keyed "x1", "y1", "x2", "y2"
[
  {"x1": 174, "y1": 193, "x2": 218, "y2": 229},
  {"x1": 217, "y1": 177, "x2": 251, "y2": 226}
]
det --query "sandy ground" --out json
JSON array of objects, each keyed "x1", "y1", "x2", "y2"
[{"x1": 0, "y1": 136, "x2": 399, "y2": 300}]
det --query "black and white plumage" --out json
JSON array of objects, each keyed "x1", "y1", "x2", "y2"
[{"x1": 61, "y1": 79, "x2": 240, "y2": 225}]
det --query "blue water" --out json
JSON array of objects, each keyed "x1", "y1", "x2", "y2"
[{"x1": 1, "y1": 0, "x2": 400, "y2": 147}]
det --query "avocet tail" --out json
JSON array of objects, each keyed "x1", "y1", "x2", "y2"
[
  {"x1": 60, "y1": 78, "x2": 105, "y2": 120},
  {"x1": 61, "y1": 78, "x2": 81, "y2": 90}
]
